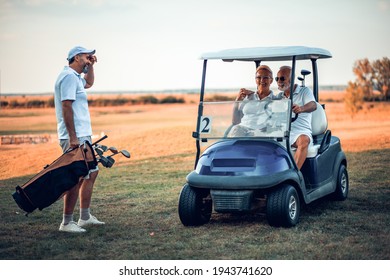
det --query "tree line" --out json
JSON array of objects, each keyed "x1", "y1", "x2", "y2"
[
  {"x1": 0, "y1": 95, "x2": 185, "y2": 109},
  {"x1": 345, "y1": 57, "x2": 390, "y2": 116}
]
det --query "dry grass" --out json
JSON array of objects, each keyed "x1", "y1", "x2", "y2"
[
  {"x1": 0, "y1": 148, "x2": 389, "y2": 260},
  {"x1": 0, "y1": 91, "x2": 390, "y2": 260},
  {"x1": 1, "y1": 91, "x2": 390, "y2": 180}
]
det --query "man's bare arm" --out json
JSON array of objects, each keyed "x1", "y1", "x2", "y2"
[{"x1": 62, "y1": 100, "x2": 79, "y2": 148}]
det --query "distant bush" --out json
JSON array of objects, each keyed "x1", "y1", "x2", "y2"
[
  {"x1": 89, "y1": 97, "x2": 131, "y2": 107},
  {"x1": 138, "y1": 95, "x2": 159, "y2": 104},
  {"x1": 47, "y1": 97, "x2": 55, "y2": 107},
  {"x1": 26, "y1": 99, "x2": 45, "y2": 108},
  {"x1": 205, "y1": 95, "x2": 232, "y2": 102},
  {"x1": 160, "y1": 96, "x2": 185, "y2": 104},
  {"x1": 321, "y1": 98, "x2": 339, "y2": 103},
  {"x1": 3, "y1": 94, "x2": 190, "y2": 109},
  {"x1": 10, "y1": 100, "x2": 21, "y2": 108},
  {"x1": 0, "y1": 100, "x2": 9, "y2": 107},
  {"x1": 345, "y1": 81, "x2": 364, "y2": 117}
]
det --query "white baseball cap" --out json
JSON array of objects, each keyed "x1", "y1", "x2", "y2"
[{"x1": 67, "y1": 46, "x2": 95, "y2": 61}]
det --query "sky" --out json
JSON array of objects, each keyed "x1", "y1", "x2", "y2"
[{"x1": 0, "y1": 0, "x2": 389, "y2": 94}]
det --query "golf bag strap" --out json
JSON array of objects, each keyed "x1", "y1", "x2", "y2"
[
  {"x1": 81, "y1": 143, "x2": 91, "y2": 171},
  {"x1": 81, "y1": 141, "x2": 97, "y2": 171}
]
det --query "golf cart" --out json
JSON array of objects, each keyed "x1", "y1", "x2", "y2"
[{"x1": 178, "y1": 46, "x2": 349, "y2": 227}]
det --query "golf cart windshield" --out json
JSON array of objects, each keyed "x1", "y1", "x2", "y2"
[{"x1": 197, "y1": 98, "x2": 291, "y2": 140}]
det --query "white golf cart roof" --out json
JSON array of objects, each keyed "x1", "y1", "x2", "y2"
[{"x1": 201, "y1": 46, "x2": 332, "y2": 61}]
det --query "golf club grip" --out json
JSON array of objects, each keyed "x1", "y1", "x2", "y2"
[{"x1": 91, "y1": 135, "x2": 108, "y2": 146}]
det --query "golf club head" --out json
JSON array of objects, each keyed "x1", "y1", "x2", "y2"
[
  {"x1": 108, "y1": 147, "x2": 119, "y2": 154},
  {"x1": 94, "y1": 144, "x2": 108, "y2": 152},
  {"x1": 94, "y1": 148, "x2": 104, "y2": 157},
  {"x1": 106, "y1": 156, "x2": 115, "y2": 167},
  {"x1": 120, "y1": 150, "x2": 131, "y2": 158},
  {"x1": 99, "y1": 155, "x2": 115, "y2": 168}
]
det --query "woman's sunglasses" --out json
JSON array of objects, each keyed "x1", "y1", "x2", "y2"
[{"x1": 275, "y1": 76, "x2": 286, "y2": 82}]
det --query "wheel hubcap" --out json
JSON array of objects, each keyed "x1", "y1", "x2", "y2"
[
  {"x1": 289, "y1": 196, "x2": 297, "y2": 219},
  {"x1": 340, "y1": 172, "x2": 347, "y2": 193}
]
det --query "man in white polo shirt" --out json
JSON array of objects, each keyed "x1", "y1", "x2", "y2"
[
  {"x1": 54, "y1": 46, "x2": 104, "y2": 233},
  {"x1": 275, "y1": 66, "x2": 317, "y2": 169}
]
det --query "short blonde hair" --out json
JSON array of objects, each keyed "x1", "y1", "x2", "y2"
[{"x1": 256, "y1": 65, "x2": 273, "y2": 78}]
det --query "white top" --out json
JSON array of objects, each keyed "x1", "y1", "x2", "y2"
[
  {"x1": 239, "y1": 91, "x2": 275, "y2": 129},
  {"x1": 54, "y1": 66, "x2": 92, "y2": 140},
  {"x1": 276, "y1": 85, "x2": 315, "y2": 144}
]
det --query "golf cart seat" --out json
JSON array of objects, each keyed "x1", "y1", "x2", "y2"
[
  {"x1": 307, "y1": 102, "x2": 330, "y2": 157},
  {"x1": 292, "y1": 102, "x2": 330, "y2": 158}
]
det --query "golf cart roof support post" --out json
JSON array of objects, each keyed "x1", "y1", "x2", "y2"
[
  {"x1": 288, "y1": 56, "x2": 296, "y2": 131},
  {"x1": 194, "y1": 139, "x2": 200, "y2": 169},
  {"x1": 199, "y1": 59, "x2": 207, "y2": 102},
  {"x1": 287, "y1": 56, "x2": 299, "y2": 171},
  {"x1": 311, "y1": 58, "x2": 319, "y2": 102},
  {"x1": 194, "y1": 102, "x2": 203, "y2": 168},
  {"x1": 194, "y1": 59, "x2": 208, "y2": 168},
  {"x1": 255, "y1": 60, "x2": 261, "y2": 68}
]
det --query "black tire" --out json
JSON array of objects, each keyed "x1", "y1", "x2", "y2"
[
  {"x1": 178, "y1": 183, "x2": 212, "y2": 226},
  {"x1": 332, "y1": 164, "x2": 349, "y2": 201},
  {"x1": 267, "y1": 184, "x2": 300, "y2": 227}
]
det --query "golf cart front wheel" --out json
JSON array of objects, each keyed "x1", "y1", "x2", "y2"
[
  {"x1": 266, "y1": 184, "x2": 300, "y2": 227},
  {"x1": 178, "y1": 183, "x2": 212, "y2": 226}
]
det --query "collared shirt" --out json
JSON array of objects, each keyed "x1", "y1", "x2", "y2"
[
  {"x1": 239, "y1": 91, "x2": 275, "y2": 129},
  {"x1": 54, "y1": 66, "x2": 92, "y2": 140},
  {"x1": 276, "y1": 85, "x2": 316, "y2": 143}
]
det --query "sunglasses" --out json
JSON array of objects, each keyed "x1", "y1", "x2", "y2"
[{"x1": 275, "y1": 76, "x2": 286, "y2": 82}]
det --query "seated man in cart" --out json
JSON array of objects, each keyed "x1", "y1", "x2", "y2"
[{"x1": 274, "y1": 66, "x2": 317, "y2": 169}]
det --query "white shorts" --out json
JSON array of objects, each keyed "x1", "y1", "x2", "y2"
[
  {"x1": 290, "y1": 131, "x2": 313, "y2": 147},
  {"x1": 59, "y1": 136, "x2": 99, "y2": 179}
]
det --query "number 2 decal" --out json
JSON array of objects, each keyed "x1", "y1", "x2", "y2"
[{"x1": 200, "y1": 116, "x2": 212, "y2": 134}]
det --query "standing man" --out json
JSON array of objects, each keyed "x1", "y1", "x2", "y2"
[
  {"x1": 54, "y1": 46, "x2": 104, "y2": 233},
  {"x1": 275, "y1": 66, "x2": 317, "y2": 169}
]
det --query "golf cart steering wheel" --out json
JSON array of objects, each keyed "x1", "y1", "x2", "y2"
[{"x1": 291, "y1": 112, "x2": 298, "y2": 122}]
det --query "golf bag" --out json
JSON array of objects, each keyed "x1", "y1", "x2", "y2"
[{"x1": 12, "y1": 141, "x2": 98, "y2": 214}]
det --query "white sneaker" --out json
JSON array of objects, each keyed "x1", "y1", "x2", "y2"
[
  {"x1": 59, "y1": 221, "x2": 86, "y2": 233},
  {"x1": 77, "y1": 215, "x2": 105, "y2": 227}
]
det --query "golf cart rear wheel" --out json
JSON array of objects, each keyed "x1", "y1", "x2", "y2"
[
  {"x1": 267, "y1": 184, "x2": 300, "y2": 227},
  {"x1": 332, "y1": 164, "x2": 349, "y2": 201},
  {"x1": 178, "y1": 183, "x2": 212, "y2": 226}
]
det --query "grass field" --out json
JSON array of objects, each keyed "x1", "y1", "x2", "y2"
[
  {"x1": 0, "y1": 92, "x2": 389, "y2": 260},
  {"x1": 0, "y1": 149, "x2": 389, "y2": 259}
]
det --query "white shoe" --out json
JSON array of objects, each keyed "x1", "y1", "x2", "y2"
[
  {"x1": 59, "y1": 221, "x2": 86, "y2": 233},
  {"x1": 78, "y1": 215, "x2": 105, "y2": 227}
]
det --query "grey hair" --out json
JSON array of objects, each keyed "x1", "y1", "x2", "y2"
[
  {"x1": 279, "y1": 65, "x2": 291, "y2": 72},
  {"x1": 278, "y1": 66, "x2": 292, "y2": 77}
]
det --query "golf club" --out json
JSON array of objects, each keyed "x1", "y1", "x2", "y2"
[
  {"x1": 106, "y1": 148, "x2": 130, "y2": 158},
  {"x1": 120, "y1": 150, "x2": 131, "y2": 158},
  {"x1": 98, "y1": 155, "x2": 115, "y2": 168},
  {"x1": 95, "y1": 147, "x2": 104, "y2": 157},
  {"x1": 91, "y1": 137, "x2": 130, "y2": 168}
]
